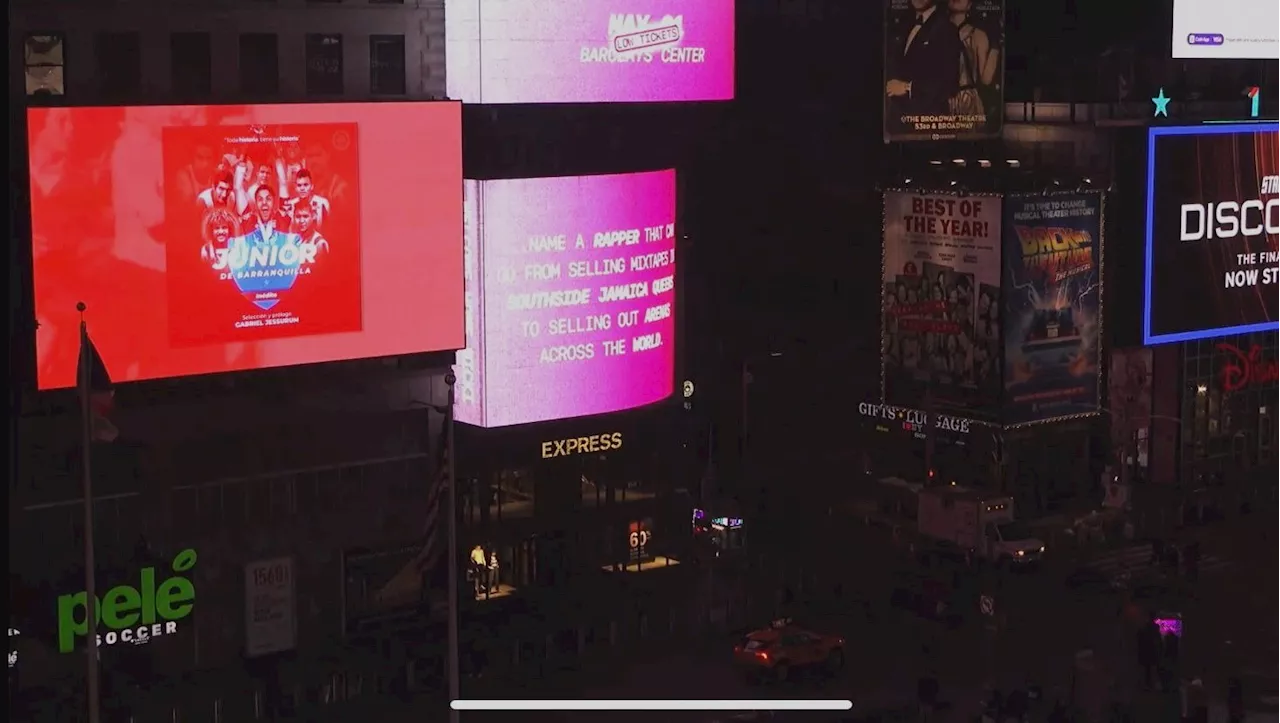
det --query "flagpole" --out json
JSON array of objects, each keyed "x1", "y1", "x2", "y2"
[
  {"x1": 444, "y1": 371, "x2": 460, "y2": 723},
  {"x1": 77, "y1": 302, "x2": 102, "y2": 723}
]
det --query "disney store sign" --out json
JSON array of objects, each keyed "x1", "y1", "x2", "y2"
[{"x1": 1217, "y1": 343, "x2": 1278, "y2": 392}]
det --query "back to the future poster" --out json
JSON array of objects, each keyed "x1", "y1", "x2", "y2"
[{"x1": 1002, "y1": 193, "x2": 1103, "y2": 425}]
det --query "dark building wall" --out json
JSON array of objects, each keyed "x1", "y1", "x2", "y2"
[
  {"x1": 10, "y1": 368, "x2": 450, "y2": 680},
  {"x1": 1176, "y1": 331, "x2": 1279, "y2": 483}
]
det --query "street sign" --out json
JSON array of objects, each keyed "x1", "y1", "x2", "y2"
[{"x1": 979, "y1": 594, "x2": 995, "y2": 617}]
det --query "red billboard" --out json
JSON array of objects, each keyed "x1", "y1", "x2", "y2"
[{"x1": 27, "y1": 102, "x2": 464, "y2": 390}]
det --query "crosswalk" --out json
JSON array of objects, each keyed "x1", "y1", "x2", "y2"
[{"x1": 1079, "y1": 543, "x2": 1232, "y2": 586}]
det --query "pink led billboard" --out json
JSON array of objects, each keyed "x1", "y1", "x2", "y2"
[
  {"x1": 445, "y1": 0, "x2": 735, "y2": 104},
  {"x1": 454, "y1": 170, "x2": 677, "y2": 428}
]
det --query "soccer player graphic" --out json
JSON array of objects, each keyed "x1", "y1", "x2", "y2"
[
  {"x1": 282, "y1": 169, "x2": 331, "y2": 229},
  {"x1": 291, "y1": 204, "x2": 329, "y2": 256},
  {"x1": 215, "y1": 185, "x2": 319, "y2": 311},
  {"x1": 199, "y1": 207, "x2": 240, "y2": 265},
  {"x1": 197, "y1": 172, "x2": 236, "y2": 211}
]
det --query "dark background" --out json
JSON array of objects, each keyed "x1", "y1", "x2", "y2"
[{"x1": 1146, "y1": 126, "x2": 1279, "y2": 340}]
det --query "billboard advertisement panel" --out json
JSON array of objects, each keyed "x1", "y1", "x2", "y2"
[
  {"x1": 445, "y1": 0, "x2": 735, "y2": 104},
  {"x1": 882, "y1": 190, "x2": 1002, "y2": 420},
  {"x1": 883, "y1": 0, "x2": 1004, "y2": 142},
  {"x1": 1003, "y1": 193, "x2": 1103, "y2": 425},
  {"x1": 27, "y1": 102, "x2": 464, "y2": 390},
  {"x1": 1144, "y1": 124, "x2": 1279, "y2": 345},
  {"x1": 1172, "y1": 0, "x2": 1278, "y2": 59},
  {"x1": 455, "y1": 170, "x2": 677, "y2": 428}
]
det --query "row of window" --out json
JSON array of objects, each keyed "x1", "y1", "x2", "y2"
[{"x1": 22, "y1": 31, "x2": 407, "y2": 98}]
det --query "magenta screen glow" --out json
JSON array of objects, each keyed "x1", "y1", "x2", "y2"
[
  {"x1": 445, "y1": 0, "x2": 735, "y2": 104},
  {"x1": 453, "y1": 170, "x2": 677, "y2": 428}
]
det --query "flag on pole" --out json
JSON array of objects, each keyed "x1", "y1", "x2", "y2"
[
  {"x1": 78, "y1": 322, "x2": 118, "y2": 443},
  {"x1": 373, "y1": 409, "x2": 450, "y2": 606},
  {"x1": 415, "y1": 413, "x2": 451, "y2": 577}
]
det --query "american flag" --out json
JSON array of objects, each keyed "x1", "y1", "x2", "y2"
[
  {"x1": 415, "y1": 413, "x2": 451, "y2": 579},
  {"x1": 78, "y1": 321, "x2": 118, "y2": 443},
  {"x1": 370, "y1": 407, "x2": 452, "y2": 611}
]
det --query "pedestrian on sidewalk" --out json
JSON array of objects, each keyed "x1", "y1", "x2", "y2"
[
  {"x1": 1136, "y1": 620, "x2": 1159, "y2": 690},
  {"x1": 916, "y1": 643, "x2": 940, "y2": 722},
  {"x1": 1185, "y1": 677, "x2": 1209, "y2": 723},
  {"x1": 1164, "y1": 539, "x2": 1182, "y2": 578},
  {"x1": 1150, "y1": 538, "x2": 1166, "y2": 567},
  {"x1": 1183, "y1": 539, "x2": 1200, "y2": 584},
  {"x1": 1227, "y1": 677, "x2": 1245, "y2": 723}
]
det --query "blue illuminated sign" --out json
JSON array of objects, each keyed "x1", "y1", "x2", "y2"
[{"x1": 1144, "y1": 123, "x2": 1280, "y2": 345}]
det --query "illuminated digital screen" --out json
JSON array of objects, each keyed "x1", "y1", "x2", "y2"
[
  {"x1": 1144, "y1": 124, "x2": 1280, "y2": 345},
  {"x1": 1172, "y1": 0, "x2": 1278, "y2": 59},
  {"x1": 27, "y1": 102, "x2": 464, "y2": 389},
  {"x1": 445, "y1": 0, "x2": 735, "y2": 104},
  {"x1": 455, "y1": 170, "x2": 677, "y2": 428}
]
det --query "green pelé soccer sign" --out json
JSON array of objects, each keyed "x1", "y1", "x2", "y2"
[{"x1": 56, "y1": 549, "x2": 198, "y2": 654}]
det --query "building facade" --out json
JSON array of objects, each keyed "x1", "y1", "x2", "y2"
[
  {"x1": 8, "y1": 1, "x2": 452, "y2": 712},
  {"x1": 1142, "y1": 330, "x2": 1280, "y2": 488},
  {"x1": 9, "y1": 366, "x2": 454, "y2": 715},
  {"x1": 10, "y1": 0, "x2": 445, "y2": 103}
]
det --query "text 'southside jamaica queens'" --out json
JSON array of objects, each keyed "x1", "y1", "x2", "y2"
[{"x1": 56, "y1": 549, "x2": 198, "y2": 654}]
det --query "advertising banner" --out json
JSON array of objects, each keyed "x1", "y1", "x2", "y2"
[
  {"x1": 27, "y1": 102, "x2": 464, "y2": 390},
  {"x1": 244, "y1": 557, "x2": 296, "y2": 658},
  {"x1": 1144, "y1": 124, "x2": 1279, "y2": 345},
  {"x1": 1172, "y1": 0, "x2": 1278, "y2": 59},
  {"x1": 882, "y1": 190, "x2": 1003, "y2": 419},
  {"x1": 456, "y1": 170, "x2": 677, "y2": 428},
  {"x1": 883, "y1": 0, "x2": 1004, "y2": 142},
  {"x1": 1003, "y1": 193, "x2": 1103, "y2": 425},
  {"x1": 858, "y1": 400, "x2": 975, "y2": 446},
  {"x1": 445, "y1": 0, "x2": 735, "y2": 104},
  {"x1": 161, "y1": 123, "x2": 363, "y2": 347}
]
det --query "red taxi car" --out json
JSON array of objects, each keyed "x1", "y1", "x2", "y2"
[{"x1": 732, "y1": 618, "x2": 845, "y2": 682}]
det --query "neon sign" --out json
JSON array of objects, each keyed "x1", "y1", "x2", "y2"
[{"x1": 1217, "y1": 343, "x2": 1278, "y2": 392}]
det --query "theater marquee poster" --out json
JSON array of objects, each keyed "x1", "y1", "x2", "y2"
[
  {"x1": 883, "y1": 0, "x2": 1004, "y2": 142},
  {"x1": 882, "y1": 190, "x2": 1003, "y2": 421},
  {"x1": 1002, "y1": 192, "x2": 1103, "y2": 426}
]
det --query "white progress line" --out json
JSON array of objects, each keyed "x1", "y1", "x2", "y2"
[{"x1": 452, "y1": 699, "x2": 854, "y2": 711}]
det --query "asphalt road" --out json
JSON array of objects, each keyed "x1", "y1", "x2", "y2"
[
  {"x1": 50, "y1": 510, "x2": 1264, "y2": 723},
  {"x1": 449, "y1": 510, "x2": 1277, "y2": 723}
]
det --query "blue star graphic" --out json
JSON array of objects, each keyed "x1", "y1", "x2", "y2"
[{"x1": 1152, "y1": 88, "x2": 1171, "y2": 117}]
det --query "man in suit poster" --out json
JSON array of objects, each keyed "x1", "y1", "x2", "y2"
[{"x1": 884, "y1": 0, "x2": 1005, "y2": 142}]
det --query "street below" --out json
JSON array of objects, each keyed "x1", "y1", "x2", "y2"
[{"x1": 450, "y1": 507, "x2": 1277, "y2": 723}]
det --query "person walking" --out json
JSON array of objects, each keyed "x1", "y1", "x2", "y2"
[
  {"x1": 1136, "y1": 619, "x2": 1159, "y2": 690},
  {"x1": 1184, "y1": 539, "x2": 1201, "y2": 584},
  {"x1": 1227, "y1": 677, "x2": 1245, "y2": 723}
]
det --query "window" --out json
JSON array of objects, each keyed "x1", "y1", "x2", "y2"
[
  {"x1": 171, "y1": 32, "x2": 213, "y2": 98},
  {"x1": 239, "y1": 33, "x2": 279, "y2": 96},
  {"x1": 24, "y1": 33, "x2": 66, "y2": 97},
  {"x1": 95, "y1": 32, "x2": 142, "y2": 98},
  {"x1": 305, "y1": 34, "x2": 344, "y2": 95},
  {"x1": 369, "y1": 35, "x2": 406, "y2": 95}
]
